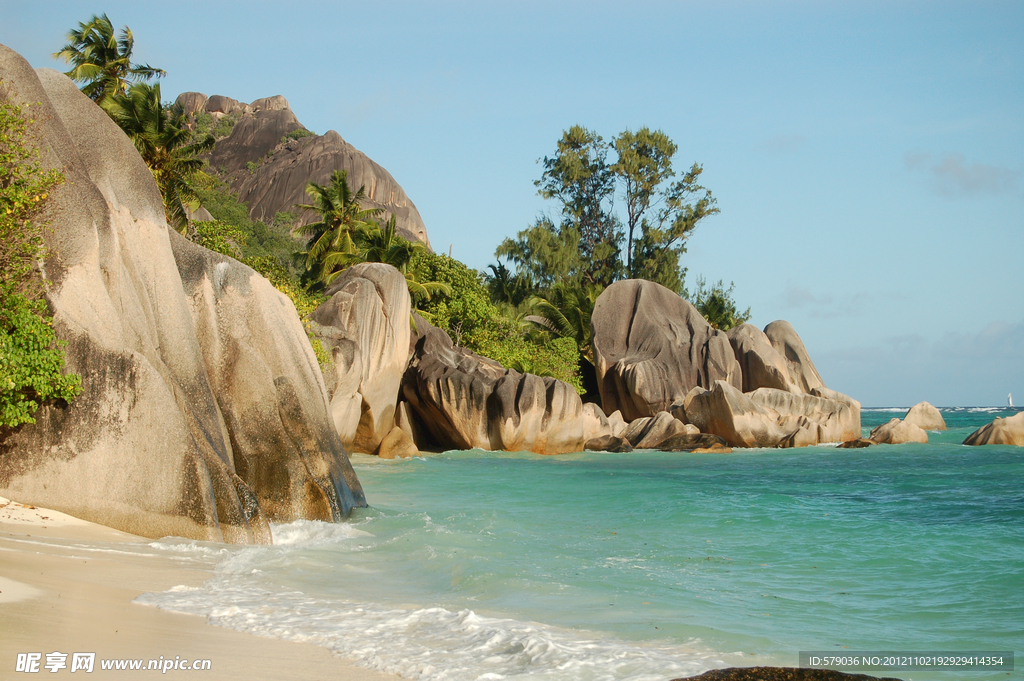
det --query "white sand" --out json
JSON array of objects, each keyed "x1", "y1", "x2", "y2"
[{"x1": 0, "y1": 496, "x2": 400, "y2": 680}]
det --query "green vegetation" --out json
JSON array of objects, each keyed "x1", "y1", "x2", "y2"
[
  {"x1": 53, "y1": 13, "x2": 164, "y2": 104},
  {"x1": 0, "y1": 99, "x2": 81, "y2": 429},
  {"x1": 686, "y1": 276, "x2": 751, "y2": 331}
]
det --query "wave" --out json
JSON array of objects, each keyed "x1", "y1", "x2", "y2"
[{"x1": 136, "y1": 522, "x2": 743, "y2": 681}]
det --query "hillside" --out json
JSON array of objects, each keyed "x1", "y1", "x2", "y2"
[{"x1": 175, "y1": 92, "x2": 431, "y2": 248}]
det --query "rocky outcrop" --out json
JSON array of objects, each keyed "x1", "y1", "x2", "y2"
[
  {"x1": 727, "y1": 323, "x2": 802, "y2": 394},
  {"x1": 869, "y1": 418, "x2": 929, "y2": 445},
  {"x1": 963, "y1": 412, "x2": 1024, "y2": 446},
  {"x1": 684, "y1": 381, "x2": 860, "y2": 448},
  {"x1": 763, "y1": 320, "x2": 826, "y2": 393},
  {"x1": 172, "y1": 234, "x2": 365, "y2": 521},
  {"x1": 591, "y1": 279, "x2": 742, "y2": 422},
  {"x1": 623, "y1": 412, "x2": 698, "y2": 449},
  {"x1": 309, "y1": 263, "x2": 411, "y2": 455},
  {"x1": 0, "y1": 47, "x2": 364, "y2": 543},
  {"x1": 902, "y1": 401, "x2": 946, "y2": 431},
  {"x1": 174, "y1": 90, "x2": 430, "y2": 248},
  {"x1": 401, "y1": 316, "x2": 587, "y2": 454}
]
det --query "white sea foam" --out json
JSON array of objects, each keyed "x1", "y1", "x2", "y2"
[{"x1": 137, "y1": 570, "x2": 728, "y2": 681}]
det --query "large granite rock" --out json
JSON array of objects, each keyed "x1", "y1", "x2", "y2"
[
  {"x1": 309, "y1": 263, "x2": 411, "y2": 455},
  {"x1": 591, "y1": 279, "x2": 742, "y2": 422},
  {"x1": 401, "y1": 316, "x2": 588, "y2": 454},
  {"x1": 189, "y1": 92, "x2": 429, "y2": 248},
  {"x1": 902, "y1": 401, "x2": 946, "y2": 431},
  {"x1": 763, "y1": 320, "x2": 826, "y2": 393},
  {"x1": 727, "y1": 323, "x2": 802, "y2": 394},
  {"x1": 869, "y1": 418, "x2": 928, "y2": 445},
  {"x1": 685, "y1": 381, "x2": 860, "y2": 448},
  {"x1": 0, "y1": 47, "x2": 364, "y2": 543},
  {"x1": 962, "y1": 412, "x2": 1024, "y2": 446}
]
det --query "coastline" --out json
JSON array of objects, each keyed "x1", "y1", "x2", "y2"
[{"x1": 0, "y1": 496, "x2": 400, "y2": 680}]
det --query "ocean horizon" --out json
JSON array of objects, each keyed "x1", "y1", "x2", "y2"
[{"x1": 136, "y1": 406, "x2": 1024, "y2": 681}]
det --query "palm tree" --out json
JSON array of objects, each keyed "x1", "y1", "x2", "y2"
[
  {"x1": 103, "y1": 82, "x2": 215, "y2": 230},
  {"x1": 526, "y1": 282, "x2": 601, "y2": 362},
  {"x1": 328, "y1": 216, "x2": 451, "y2": 303},
  {"x1": 299, "y1": 170, "x2": 381, "y2": 283},
  {"x1": 485, "y1": 261, "x2": 535, "y2": 307},
  {"x1": 53, "y1": 14, "x2": 165, "y2": 103}
]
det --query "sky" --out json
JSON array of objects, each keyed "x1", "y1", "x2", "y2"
[{"x1": 4, "y1": 1, "x2": 1022, "y2": 407}]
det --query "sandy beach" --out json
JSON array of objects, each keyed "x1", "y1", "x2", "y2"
[{"x1": 0, "y1": 496, "x2": 400, "y2": 680}]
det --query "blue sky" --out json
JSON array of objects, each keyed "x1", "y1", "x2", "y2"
[{"x1": 5, "y1": 1, "x2": 1022, "y2": 406}]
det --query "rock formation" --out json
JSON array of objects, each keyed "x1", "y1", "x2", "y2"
[
  {"x1": 868, "y1": 418, "x2": 929, "y2": 445},
  {"x1": 309, "y1": 263, "x2": 412, "y2": 455},
  {"x1": 902, "y1": 401, "x2": 946, "y2": 431},
  {"x1": 591, "y1": 279, "x2": 742, "y2": 422},
  {"x1": 763, "y1": 320, "x2": 826, "y2": 393},
  {"x1": 962, "y1": 412, "x2": 1024, "y2": 446},
  {"x1": 175, "y1": 91, "x2": 430, "y2": 247},
  {"x1": 684, "y1": 382, "x2": 860, "y2": 448},
  {"x1": 401, "y1": 316, "x2": 589, "y2": 455},
  {"x1": 0, "y1": 47, "x2": 365, "y2": 543},
  {"x1": 727, "y1": 323, "x2": 802, "y2": 394}
]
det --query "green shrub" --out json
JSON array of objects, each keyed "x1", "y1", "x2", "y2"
[
  {"x1": 410, "y1": 251, "x2": 583, "y2": 392},
  {"x1": 286, "y1": 128, "x2": 315, "y2": 141},
  {"x1": 0, "y1": 98, "x2": 81, "y2": 428}
]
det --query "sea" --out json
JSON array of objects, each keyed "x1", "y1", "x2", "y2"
[{"x1": 137, "y1": 407, "x2": 1023, "y2": 681}]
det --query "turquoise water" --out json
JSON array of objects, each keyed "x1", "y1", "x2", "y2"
[{"x1": 141, "y1": 407, "x2": 1024, "y2": 680}]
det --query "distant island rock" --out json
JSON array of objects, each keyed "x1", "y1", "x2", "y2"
[
  {"x1": 174, "y1": 91, "x2": 431, "y2": 247},
  {"x1": 869, "y1": 418, "x2": 929, "y2": 445}
]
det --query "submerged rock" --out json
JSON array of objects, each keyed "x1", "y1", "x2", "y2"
[
  {"x1": 902, "y1": 401, "x2": 946, "y2": 431},
  {"x1": 962, "y1": 412, "x2": 1024, "y2": 446},
  {"x1": 869, "y1": 418, "x2": 929, "y2": 444},
  {"x1": 0, "y1": 48, "x2": 364, "y2": 542},
  {"x1": 591, "y1": 279, "x2": 741, "y2": 422}
]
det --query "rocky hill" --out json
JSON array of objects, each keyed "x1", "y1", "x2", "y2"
[{"x1": 175, "y1": 92, "x2": 431, "y2": 248}]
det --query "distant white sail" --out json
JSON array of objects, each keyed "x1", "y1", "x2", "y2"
[{"x1": 1010, "y1": 393, "x2": 1015, "y2": 408}]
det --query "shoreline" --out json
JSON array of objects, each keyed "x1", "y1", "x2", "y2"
[{"x1": 0, "y1": 496, "x2": 400, "y2": 680}]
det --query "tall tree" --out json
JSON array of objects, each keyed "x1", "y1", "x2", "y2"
[
  {"x1": 494, "y1": 217, "x2": 584, "y2": 289},
  {"x1": 53, "y1": 14, "x2": 164, "y2": 104},
  {"x1": 535, "y1": 126, "x2": 620, "y2": 285},
  {"x1": 611, "y1": 127, "x2": 677, "y2": 277},
  {"x1": 299, "y1": 170, "x2": 381, "y2": 283},
  {"x1": 103, "y1": 82, "x2": 214, "y2": 231}
]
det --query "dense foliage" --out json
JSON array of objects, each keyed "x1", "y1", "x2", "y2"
[
  {"x1": 686, "y1": 276, "x2": 752, "y2": 332},
  {"x1": 0, "y1": 99, "x2": 81, "y2": 429}
]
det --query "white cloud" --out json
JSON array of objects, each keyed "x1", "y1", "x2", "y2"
[{"x1": 905, "y1": 151, "x2": 1019, "y2": 197}]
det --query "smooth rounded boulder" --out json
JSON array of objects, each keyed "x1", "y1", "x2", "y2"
[
  {"x1": 727, "y1": 324, "x2": 801, "y2": 394},
  {"x1": 310, "y1": 263, "x2": 412, "y2": 454},
  {"x1": 763, "y1": 320, "x2": 826, "y2": 393},
  {"x1": 869, "y1": 418, "x2": 929, "y2": 444},
  {"x1": 902, "y1": 401, "x2": 946, "y2": 431},
  {"x1": 591, "y1": 279, "x2": 741, "y2": 422}
]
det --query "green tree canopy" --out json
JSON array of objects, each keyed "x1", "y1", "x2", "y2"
[
  {"x1": 299, "y1": 169, "x2": 381, "y2": 284},
  {"x1": 53, "y1": 14, "x2": 164, "y2": 104},
  {"x1": 686, "y1": 276, "x2": 751, "y2": 331}
]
